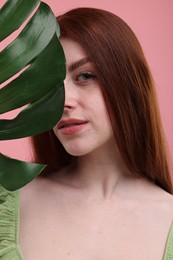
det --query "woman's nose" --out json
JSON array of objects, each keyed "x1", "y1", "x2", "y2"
[{"x1": 63, "y1": 77, "x2": 77, "y2": 110}]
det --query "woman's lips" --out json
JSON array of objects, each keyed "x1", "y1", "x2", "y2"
[{"x1": 57, "y1": 118, "x2": 88, "y2": 135}]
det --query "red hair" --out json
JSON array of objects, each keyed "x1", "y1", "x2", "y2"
[{"x1": 31, "y1": 7, "x2": 173, "y2": 193}]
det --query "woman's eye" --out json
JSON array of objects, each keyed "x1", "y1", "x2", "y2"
[{"x1": 76, "y1": 72, "x2": 96, "y2": 82}]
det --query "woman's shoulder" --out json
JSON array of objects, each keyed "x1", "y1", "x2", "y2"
[
  {"x1": 20, "y1": 167, "x2": 73, "y2": 199},
  {"x1": 121, "y1": 175, "x2": 173, "y2": 223},
  {"x1": 19, "y1": 172, "x2": 67, "y2": 210},
  {"x1": 133, "y1": 177, "x2": 173, "y2": 220},
  {"x1": 136, "y1": 176, "x2": 173, "y2": 199}
]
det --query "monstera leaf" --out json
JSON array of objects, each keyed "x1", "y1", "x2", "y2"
[{"x1": 0, "y1": 0, "x2": 66, "y2": 191}]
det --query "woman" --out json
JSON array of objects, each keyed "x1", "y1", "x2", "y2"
[{"x1": 0, "y1": 7, "x2": 173, "y2": 260}]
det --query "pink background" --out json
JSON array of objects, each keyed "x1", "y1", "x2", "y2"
[{"x1": 0, "y1": 0, "x2": 173, "y2": 174}]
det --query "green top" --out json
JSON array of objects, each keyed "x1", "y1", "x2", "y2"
[
  {"x1": 0, "y1": 185, "x2": 173, "y2": 260},
  {"x1": 0, "y1": 186, "x2": 23, "y2": 260}
]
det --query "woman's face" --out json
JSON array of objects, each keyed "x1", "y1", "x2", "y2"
[{"x1": 53, "y1": 38, "x2": 115, "y2": 156}]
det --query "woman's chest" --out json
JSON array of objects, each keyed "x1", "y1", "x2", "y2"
[{"x1": 19, "y1": 202, "x2": 170, "y2": 260}]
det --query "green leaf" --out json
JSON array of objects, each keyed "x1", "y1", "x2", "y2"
[
  {"x1": 0, "y1": 0, "x2": 40, "y2": 41},
  {"x1": 0, "y1": 34, "x2": 65, "y2": 114},
  {"x1": 0, "y1": 2, "x2": 58, "y2": 84},
  {"x1": 0, "y1": 83, "x2": 65, "y2": 140},
  {"x1": 0, "y1": 153, "x2": 46, "y2": 191},
  {"x1": 0, "y1": 0, "x2": 66, "y2": 190}
]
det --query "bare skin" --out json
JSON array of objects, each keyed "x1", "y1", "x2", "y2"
[
  {"x1": 19, "y1": 38, "x2": 173, "y2": 259},
  {"x1": 19, "y1": 168, "x2": 173, "y2": 260}
]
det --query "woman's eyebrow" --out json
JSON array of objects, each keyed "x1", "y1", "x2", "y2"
[{"x1": 68, "y1": 57, "x2": 92, "y2": 72}]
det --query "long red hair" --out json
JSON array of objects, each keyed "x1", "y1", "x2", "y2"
[{"x1": 31, "y1": 7, "x2": 173, "y2": 193}]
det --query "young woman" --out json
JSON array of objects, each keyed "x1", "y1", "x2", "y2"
[{"x1": 0, "y1": 7, "x2": 173, "y2": 260}]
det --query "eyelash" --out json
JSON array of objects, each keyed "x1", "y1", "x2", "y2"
[{"x1": 75, "y1": 71, "x2": 96, "y2": 83}]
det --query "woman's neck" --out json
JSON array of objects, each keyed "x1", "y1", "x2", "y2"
[{"x1": 64, "y1": 146, "x2": 131, "y2": 199}]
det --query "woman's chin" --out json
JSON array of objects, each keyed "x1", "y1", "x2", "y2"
[
  {"x1": 65, "y1": 149, "x2": 87, "y2": 157},
  {"x1": 63, "y1": 145, "x2": 91, "y2": 157}
]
